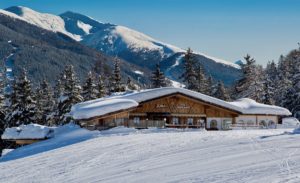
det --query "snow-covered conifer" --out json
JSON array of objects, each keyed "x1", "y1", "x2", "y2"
[
  {"x1": 234, "y1": 54, "x2": 264, "y2": 101},
  {"x1": 261, "y1": 77, "x2": 275, "y2": 105},
  {"x1": 195, "y1": 64, "x2": 208, "y2": 94},
  {"x1": 56, "y1": 65, "x2": 83, "y2": 124},
  {"x1": 96, "y1": 75, "x2": 106, "y2": 98},
  {"x1": 214, "y1": 81, "x2": 230, "y2": 101},
  {"x1": 5, "y1": 69, "x2": 36, "y2": 127},
  {"x1": 110, "y1": 59, "x2": 124, "y2": 93},
  {"x1": 151, "y1": 63, "x2": 167, "y2": 88},
  {"x1": 82, "y1": 71, "x2": 98, "y2": 101},
  {"x1": 35, "y1": 80, "x2": 55, "y2": 125},
  {"x1": 126, "y1": 77, "x2": 137, "y2": 91},
  {"x1": 180, "y1": 48, "x2": 198, "y2": 90}
]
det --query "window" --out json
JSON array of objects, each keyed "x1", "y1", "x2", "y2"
[
  {"x1": 115, "y1": 118, "x2": 125, "y2": 126},
  {"x1": 133, "y1": 117, "x2": 140, "y2": 124},
  {"x1": 222, "y1": 119, "x2": 232, "y2": 130},
  {"x1": 210, "y1": 120, "x2": 218, "y2": 129},
  {"x1": 187, "y1": 118, "x2": 193, "y2": 125},
  {"x1": 198, "y1": 119, "x2": 205, "y2": 128},
  {"x1": 268, "y1": 120, "x2": 276, "y2": 129},
  {"x1": 259, "y1": 120, "x2": 267, "y2": 128},
  {"x1": 247, "y1": 120, "x2": 254, "y2": 126},
  {"x1": 172, "y1": 117, "x2": 179, "y2": 125}
]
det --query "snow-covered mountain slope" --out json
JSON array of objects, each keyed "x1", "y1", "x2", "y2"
[
  {"x1": 4, "y1": 6, "x2": 241, "y2": 86},
  {"x1": 5, "y1": 6, "x2": 81, "y2": 41},
  {"x1": 1, "y1": 127, "x2": 300, "y2": 182},
  {"x1": 0, "y1": 11, "x2": 151, "y2": 86},
  {"x1": 60, "y1": 11, "x2": 242, "y2": 85},
  {"x1": 0, "y1": 9, "x2": 27, "y2": 21},
  {"x1": 60, "y1": 11, "x2": 186, "y2": 69}
]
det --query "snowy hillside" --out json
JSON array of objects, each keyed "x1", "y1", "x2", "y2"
[
  {"x1": 1, "y1": 127, "x2": 300, "y2": 182},
  {"x1": 4, "y1": 6, "x2": 81, "y2": 41}
]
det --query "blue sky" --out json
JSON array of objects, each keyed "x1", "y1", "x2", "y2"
[{"x1": 1, "y1": 0, "x2": 300, "y2": 65}]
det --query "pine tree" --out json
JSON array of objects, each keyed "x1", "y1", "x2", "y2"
[
  {"x1": 282, "y1": 49, "x2": 300, "y2": 115},
  {"x1": 110, "y1": 59, "x2": 124, "y2": 93},
  {"x1": 35, "y1": 80, "x2": 55, "y2": 125},
  {"x1": 206, "y1": 75, "x2": 214, "y2": 95},
  {"x1": 252, "y1": 65, "x2": 265, "y2": 103},
  {"x1": 5, "y1": 69, "x2": 36, "y2": 126},
  {"x1": 261, "y1": 61, "x2": 277, "y2": 105},
  {"x1": 261, "y1": 77, "x2": 275, "y2": 105},
  {"x1": 180, "y1": 48, "x2": 198, "y2": 90},
  {"x1": 275, "y1": 55, "x2": 292, "y2": 106},
  {"x1": 56, "y1": 65, "x2": 83, "y2": 124},
  {"x1": 196, "y1": 64, "x2": 208, "y2": 94},
  {"x1": 234, "y1": 54, "x2": 264, "y2": 101},
  {"x1": 126, "y1": 77, "x2": 137, "y2": 91},
  {"x1": 0, "y1": 70, "x2": 6, "y2": 157},
  {"x1": 54, "y1": 78, "x2": 64, "y2": 101},
  {"x1": 214, "y1": 81, "x2": 230, "y2": 101},
  {"x1": 151, "y1": 63, "x2": 167, "y2": 88},
  {"x1": 82, "y1": 71, "x2": 98, "y2": 101},
  {"x1": 96, "y1": 75, "x2": 106, "y2": 98}
]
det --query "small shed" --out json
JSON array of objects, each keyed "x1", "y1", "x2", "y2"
[{"x1": 2, "y1": 124, "x2": 54, "y2": 145}]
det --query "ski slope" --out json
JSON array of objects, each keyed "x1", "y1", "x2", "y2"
[{"x1": 1, "y1": 127, "x2": 300, "y2": 183}]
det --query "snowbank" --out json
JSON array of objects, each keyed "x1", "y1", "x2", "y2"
[
  {"x1": 229, "y1": 98, "x2": 291, "y2": 116},
  {"x1": 0, "y1": 123, "x2": 99, "y2": 162},
  {"x1": 282, "y1": 117, "x2": 300, "y2": 128},
  {"x1": 2, "y1": 124, "x2": 54, "y2": 140},
  {"x1": 71, "y1": 99, "x2": 138, "y2": 120},
  {"x1": 1, "y1": 128, "x2": 299, "y2": 183}
]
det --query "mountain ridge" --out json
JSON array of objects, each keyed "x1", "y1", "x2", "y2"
[{"x1": 3, "y1": 6, "x2": 242, "y2": 86}]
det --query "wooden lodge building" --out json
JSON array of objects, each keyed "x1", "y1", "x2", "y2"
[{"x1": 71, "y1": 87, "x2": 291, "y2": 130}]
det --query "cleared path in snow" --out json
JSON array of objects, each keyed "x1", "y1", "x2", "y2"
[{"x1": 0, "y1": 129, "x2": 300, "y2": 183}]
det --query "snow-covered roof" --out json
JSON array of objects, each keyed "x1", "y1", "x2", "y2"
[
  {"x1": 229, "y1": 98, "x2": 291, "y2": 116},
  {"x1": 71, "y1": 99, "x2": 138, "y2": 120},
  {"x1": 2, "y1": 124, "x2": 54, "y2": 140},
  {"x1": 71, "y1": 87, "x2": 291, "y2": 120}
]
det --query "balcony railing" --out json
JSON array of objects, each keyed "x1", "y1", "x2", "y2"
[
  {"x1": 165, "y1": 124, "x2": 204, "y2": 129},
  {"x1": 127, "y1": 120, "x2": 165, "y2": 128}
]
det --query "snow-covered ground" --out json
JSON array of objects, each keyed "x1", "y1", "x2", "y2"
[{"x1": 1, "y1": 127, "x2": 300, "y2": 183}]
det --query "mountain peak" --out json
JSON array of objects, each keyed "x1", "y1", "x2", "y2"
[
  {"x1": 5, "y1": 6, "x2": 38, "y2": 16},
  {"x1": 5, "y1": 6, "x2": 82, "y2": 41}
]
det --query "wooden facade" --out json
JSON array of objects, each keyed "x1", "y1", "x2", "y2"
[{"x1": 79, "y1": 93, "x2": 241, "y2": 130}]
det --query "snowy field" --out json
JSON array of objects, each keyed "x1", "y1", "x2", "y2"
[{"x1": 1, "y1": 126, "x2": 300, "y2": 183}]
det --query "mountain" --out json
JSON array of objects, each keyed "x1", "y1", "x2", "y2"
[
  {"x1": 0, "y1": 9, "x2": 151, "y2": 86},
  {"x1": 60, "y1": 11, "x2": 184, "y2": 69},
  {"x1": 4, "y1": 6, "x2": 242, "y2": 86}
]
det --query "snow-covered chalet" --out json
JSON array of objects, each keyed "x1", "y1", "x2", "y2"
[{"x1": 70, "y1": 87, "x2": 291, "y2": 130}]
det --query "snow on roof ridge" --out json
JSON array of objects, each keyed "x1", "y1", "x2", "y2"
[
  {"x1": 71, "y1": 98, "x2": 138, "y2": 120},
  {"x1": 229, "y1": 98, "x2": 291, "y2": 115}
]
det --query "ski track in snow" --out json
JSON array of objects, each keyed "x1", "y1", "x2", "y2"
[
  {"x1": 3, "y1": 44, "x2": 18, "y2": 93},
  {"x1": 1, "y1": 129, "x2": 300, "y2": 183},
  {"x1": 164, "y1": 55, "x2": 184, "y2": 88}
]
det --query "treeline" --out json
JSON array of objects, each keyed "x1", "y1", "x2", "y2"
[
  {"x1": 168, "y1": 46, "x2": 300, "y2": 115},
  {"x1": 0, "y1": 60, "x2": 142, "y2": 129}
]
